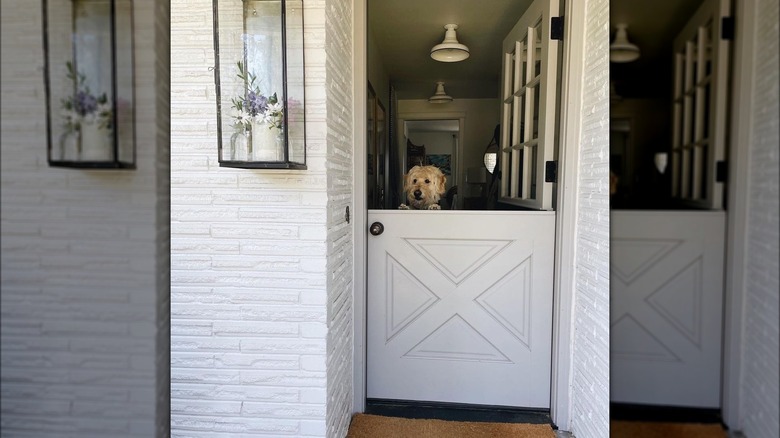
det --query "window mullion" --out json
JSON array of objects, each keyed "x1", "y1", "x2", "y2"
[{"x1": 522, "y1": 27, "x2": 535, "y2": 200}]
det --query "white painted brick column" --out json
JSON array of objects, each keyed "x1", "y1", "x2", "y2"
[
  {"x1": 170, "y1": 0, "x2": 353, "y2": 436},
  {"x1": 740, "y1": 0, "x2": 779, "y2": 437},
  {"x1": 567, "y1": 0, "x2": 611, "y2": 437}
]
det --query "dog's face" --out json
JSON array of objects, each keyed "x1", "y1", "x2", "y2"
[{"x1": 404, "y1": 165, "x2": 447, "y2": 209}]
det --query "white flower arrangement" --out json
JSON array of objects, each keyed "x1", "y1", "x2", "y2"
[{"x1": 231, "y1": 61, "x2": 283, "y2": 131}]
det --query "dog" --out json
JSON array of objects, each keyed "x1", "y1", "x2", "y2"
[{"x1": 399, "y1": 165, "x2": 446, "y2": 210}]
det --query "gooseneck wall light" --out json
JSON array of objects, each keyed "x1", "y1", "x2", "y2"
[
  {"x1": 431, "y1": 24, "x2": 470, "y2": 62},
  {"x1": 213, "y1": 0, "x2": 306, "y2": 169},
  {"x1": 43, "y1": 0, "x2": 136, "y2": 169}
]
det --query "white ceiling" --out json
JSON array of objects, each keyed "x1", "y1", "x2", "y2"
[
  {"x1": 368, "y1": 0, "x2": 534, "y2": 100},
  {"x1": 368, "y1": 0, "x2": 706, "y2": 100}
]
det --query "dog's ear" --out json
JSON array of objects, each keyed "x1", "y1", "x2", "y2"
[
  {"x1": 403, "y1": 167, "x2": 416, "y2": 191},
  {"x1": 438, "y1": 173, "x2": 447, "y2": 195}
]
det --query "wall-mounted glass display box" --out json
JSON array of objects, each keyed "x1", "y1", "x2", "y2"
[
  {"x1": 43, "y1": 0, "x2": 135, "y2": 169},
  {"x1": 213, "y1": 0, "x2": 306, "y2": 169}
]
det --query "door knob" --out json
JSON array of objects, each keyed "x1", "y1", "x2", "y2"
[{"x1": 369, "y1": 222, "x2": 384, "y2": 236}]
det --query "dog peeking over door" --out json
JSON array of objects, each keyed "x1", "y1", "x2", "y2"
[{"x1": 399, "y1": 165, "x2": 446, "y2": 210}]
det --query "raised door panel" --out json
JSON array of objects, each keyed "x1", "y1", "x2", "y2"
[
  {"x1": 611, "y1": 211, "x2": 725, "y2": 407},
  {"x1": 367, "y1": 211, "x2": 555, "y2": 408}
]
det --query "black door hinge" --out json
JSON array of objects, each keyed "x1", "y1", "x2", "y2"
[
  {"x1": 545, "y1": 161, "x2": 558, "y2": 183},
  {"x1": 551, "y1": 17, "x2": 564, "y2": 40},
  {"x1": 721, "y1": 16, "x2": 735, "y2": 40},
  {"x1": 716, "y1": 160, "x2": 728, "y2": 182}
]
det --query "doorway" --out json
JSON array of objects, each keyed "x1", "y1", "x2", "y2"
[
  {"x1": 363, "y1": 0, "x2": 562, "y2": 413},
  {"x1": 354, "y1": 0, "x2": 602, "y2": 429}
]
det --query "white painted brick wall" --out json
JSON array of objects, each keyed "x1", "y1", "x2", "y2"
[
  {"x1": 568, "y1": 0, "x2": 610, "y2": 437},
  {"x1": 0, "y1": 0, "x2": 170, "y2": 436},
  {"x1": 323, "y1": 0, "x2": 354, "y2": 436},
  {"x1": 741, "y1": 0, "x2": 779, "y2": 437},
  {"x1": 170, "y1": 0, "x2": 352, "y2": 436}
]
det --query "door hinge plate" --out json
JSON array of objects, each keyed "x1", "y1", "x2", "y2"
[
  {"x1": 551, "y1": 17, "x2": 564, "y2": 40},
  {"x1": 721, "y1": 16, "x2": 735, "y2": 40},
  {"x1": 545, "y1": 160, "x2": 558, "y2": 183},
  {"x1": 716, "y1": 160, "x2": 728, "y2": 182}
]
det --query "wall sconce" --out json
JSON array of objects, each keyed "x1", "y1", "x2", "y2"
[
  {"x1": 213, "y1": 0, "x2": 306, "y2": 169},
  {"x1": 43, "y1": 0, "x2": 135, "y2": 169},
  {"x1": 654, "y1": 152, "x2": 668, "y2": 174}
]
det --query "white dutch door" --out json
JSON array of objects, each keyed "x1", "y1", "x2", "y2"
[
  {"x1": 610, "y1": 0, "x2": 732, "y2": 408},
  {"x1": 611, "y1": 211, "x2": 725, "y2": 407},
  {"x1": 367, "y1": 212, "x2": 555, "y2": 407},
  {"x1": 367, "y1": 0, "x2": 559, "y2": 408}
]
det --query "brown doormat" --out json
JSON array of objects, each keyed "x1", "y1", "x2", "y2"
[
  {"x1": 611, "y1": 420, "x2": 727, "y2": 438},
  {"x1": 347, "y1": 413, "x2": 556, "y2": 438}
]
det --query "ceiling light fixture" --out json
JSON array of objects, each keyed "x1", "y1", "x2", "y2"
[
  {"x1": 610, "y1": 24, "x2": 640, "y2": 63},
  {"x1": 429, "y1": 82, "x2": 453, "y2": 103},
  {"x1": 431, "y1": 24, "x2": 470, "y2": 62}
]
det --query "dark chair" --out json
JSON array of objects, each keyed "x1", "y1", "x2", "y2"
[{"x1": 444, "y1": 185, "x2": 458, "y2": 210}]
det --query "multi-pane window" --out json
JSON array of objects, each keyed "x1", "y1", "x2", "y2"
[
  {"x1": 499, "y1": 3, "x2": 559, "y2": 211},
  {"x1": 671, "y1": 0, "x2": 731, "y2": 209}
]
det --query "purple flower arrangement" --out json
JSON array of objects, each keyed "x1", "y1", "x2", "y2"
[
  {"x1": 230, "y1": 61, "x2": 284, "y2": 131},
  {"x1": 61, "y1": 61, "x2": 112, "y2": 131}
]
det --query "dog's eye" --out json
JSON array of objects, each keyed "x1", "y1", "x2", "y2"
[
  {"x1": 412, "y1": 179, "x2": 417, "y2": 184},
  {"x1": 425, "y1": 179, "x2": 430, "y2": 184}
]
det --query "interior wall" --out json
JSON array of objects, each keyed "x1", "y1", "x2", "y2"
[
  {"x1": 0, "y1": 0, "x2": 170, "y2": 436},
  {"x1": 367, "y1": 29, "x2": 390, "y2": 110},
  {"x1": 739, "y1": 0, "x2": 779, "y2": 436}
]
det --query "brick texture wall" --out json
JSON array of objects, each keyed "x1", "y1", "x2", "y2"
[
  {"x1": 0, "y1": 0, "x2": 170, "y2": 436},
  {"x1": 169, "y1": 0, "x2": 352, "y2": 436},
  {"x1": 324, "y1": 0, "x2": 354, "y2": 437},
  {"x1": 568, "y1": 0, "x2": 610, "y2": 437},
  {"x1": 741, "y1": 0, "x2": 779, "y2": 436}
]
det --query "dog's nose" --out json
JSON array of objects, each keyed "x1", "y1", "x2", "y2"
[{"x1": 413, "y1": 190, "x2": 422, "y2": 199}]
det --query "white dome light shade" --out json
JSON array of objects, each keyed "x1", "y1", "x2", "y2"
[
  {"x1": 431, "y1": 24, "x2": 470, "y2": 62},
  {"x1": 429, "y1": 82, "x2": 453, "y2": 103},
  {"x1": 610, "y1": 24, "x2": 640, "y2": 63}
]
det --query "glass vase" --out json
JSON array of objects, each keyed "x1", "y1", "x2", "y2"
[
  {"x1": 80, "y1": 120, "x2": 112, "y2": 161},
  {"x1": 250, "y1": 122, "x2": 284, "y2": 162},
  {"x1": 229, "y1": 128, "x2": 250, "y2": 161}
]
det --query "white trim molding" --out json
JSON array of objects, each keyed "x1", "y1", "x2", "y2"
[
  {"x1": 721, "y1": 0, "x2": 758, "y2": 429},
  {"x1": 352, "y1": 0, "x2": 368, "y2": 414},
  {"x1": 550, "y1": 0, "x2": 587, "y2": 430}
]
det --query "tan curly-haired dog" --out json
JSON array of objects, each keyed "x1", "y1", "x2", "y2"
[{"x1": 399, "y1": 165, "x2": 447, "y2": 210}]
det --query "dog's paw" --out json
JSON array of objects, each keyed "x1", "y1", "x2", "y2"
[
  {"x1": 427, "y1": 204, "x2": 441, "y2": 210},
  {"x1": 398, "y1": 204, "x2": 410, "y2": 210}
]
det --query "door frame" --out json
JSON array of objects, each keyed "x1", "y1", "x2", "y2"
[
  {"x1": 721, "y1": 0, "x2": 759, "y2": 429},
  {"x1": 353, "y1": 0, "x2": 587, "y2": 430}
]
